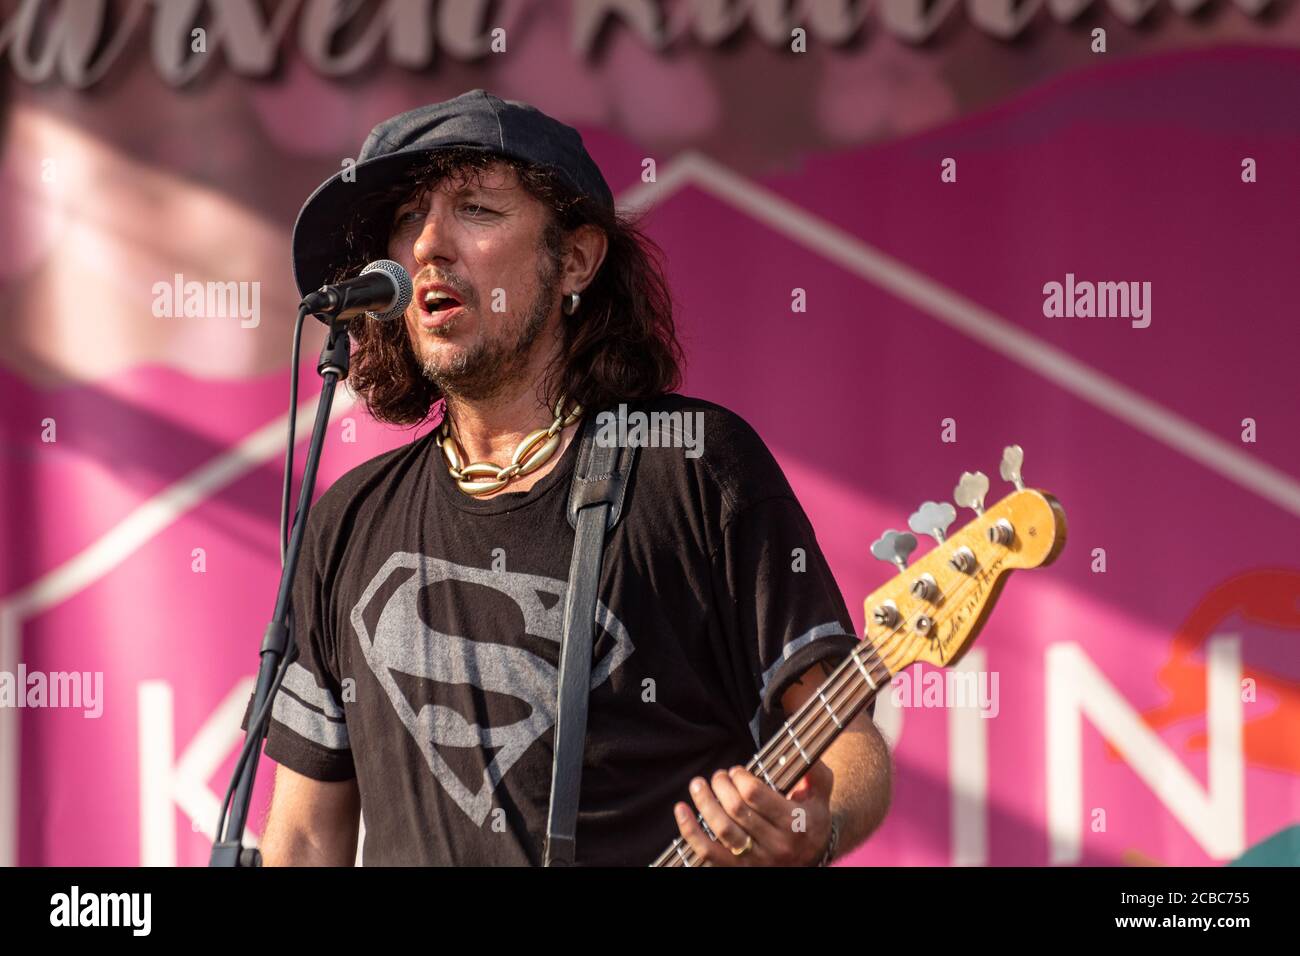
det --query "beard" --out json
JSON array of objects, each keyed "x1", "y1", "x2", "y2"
[{"x1": 415, "y1": 252, "x2": 563, "y2": 403}]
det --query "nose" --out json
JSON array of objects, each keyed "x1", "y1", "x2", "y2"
[{"x1": 412, "y1": 206, "x2": 456, "y2": 269}]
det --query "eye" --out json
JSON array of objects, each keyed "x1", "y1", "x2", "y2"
[
  {"x1": 461, "y1": 202, "x2": 492, "y2": 216},
  {"x1": 395, "y1": 207, "x2": 426, "y2": 226}
]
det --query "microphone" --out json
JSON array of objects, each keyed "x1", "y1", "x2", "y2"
[{"x1": 301, "y1": 259, "x2": 413, "y2": 323}]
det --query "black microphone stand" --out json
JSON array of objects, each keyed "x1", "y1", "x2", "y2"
[{"x1": 209, "y1": 313, "x2": 351, "y2": 868}]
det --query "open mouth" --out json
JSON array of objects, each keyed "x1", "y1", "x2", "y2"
[{"x1": 420, "y1": 286, "x2": 465, "y2": 314}]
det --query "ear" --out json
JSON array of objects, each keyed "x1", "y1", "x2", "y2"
[{"x1": 561, "y1": 223, "x2": 608, "y2": 295}]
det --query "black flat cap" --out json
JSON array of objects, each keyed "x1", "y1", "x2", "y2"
[{"x1": 291, "y1": 89, "x2": 615, "y2": 297}]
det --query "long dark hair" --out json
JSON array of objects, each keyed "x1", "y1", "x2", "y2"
[{"x1": 329, "y1": 146, "x2": 683, "y2": 427}]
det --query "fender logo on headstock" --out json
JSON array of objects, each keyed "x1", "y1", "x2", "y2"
[{"x1": 940, "y1": 561, "x2": 1001, "y2": 664}]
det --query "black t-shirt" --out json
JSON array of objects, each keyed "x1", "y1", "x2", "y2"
[{"x1": 263, "y1": 393, "x2": 863, "y2": 866}]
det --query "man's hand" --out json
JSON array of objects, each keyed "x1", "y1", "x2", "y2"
[{"x1": 672, "y1": 761, "x2": 834, "y2": 866}]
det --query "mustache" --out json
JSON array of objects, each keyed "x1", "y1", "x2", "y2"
[{"x1": 413, "y1": 270, "x2": 473, "y2": 304}]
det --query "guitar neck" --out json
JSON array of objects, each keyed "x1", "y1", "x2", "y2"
[{"x1": 649, "y1": 637, "x2": 892, "y2": 867}]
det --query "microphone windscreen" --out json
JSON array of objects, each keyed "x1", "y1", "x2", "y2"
[{"x1": 361, "y1": 259, "x2": 413, "y2": 321}]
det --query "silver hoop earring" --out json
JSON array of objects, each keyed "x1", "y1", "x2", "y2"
[{"x1": 563, "y1": 291, "x2": 580, "y2": 316}]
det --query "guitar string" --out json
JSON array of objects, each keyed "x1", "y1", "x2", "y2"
[
  {"x1": 656, "y1": 625, "x2": 916, "y2": 867},
  {"x1": 657, "y1": 524, "x2": 1017, "y2": 866},
  {"x1": 666, "y1": 543, "x2": 1008, "y2": 866},
  {"x1": 660, "y1": 635, "x2": 895, "y2": 866},
  {"x1": 750, "y1": 553, "x2": 982, "y2": 776},
  {"x1": 658, "y1": 592, "x2": 966, "y2": 867},
  {"x1": 658, "y1": 554, "x2": 998, "y2": 866}
]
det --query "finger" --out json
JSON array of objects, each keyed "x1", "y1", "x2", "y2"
[
  {"x1": 688, "y1": 774, "x2": 754, "y2": 856},
  {"x1": 711, "y1": 768, "x2": 787, "y2": 849},
  {"x1": 728, "y1": 766, "x2": 798, "y2": 831},
  {"x1": 673, "y1": 801, "x2": 730, "y2": 867}
]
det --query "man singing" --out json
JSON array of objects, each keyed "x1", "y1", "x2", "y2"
[{"x1": 261, "y1": 89, "x2": 891, "y2": 866}]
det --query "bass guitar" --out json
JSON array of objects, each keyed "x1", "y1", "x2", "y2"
[{"x1": 651, "y1": 445, "x2": 1067, "y2": 866}]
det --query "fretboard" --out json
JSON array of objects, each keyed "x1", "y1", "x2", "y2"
[{"x1": 649, "y1": 637, "x2": 891, "y2": 867}]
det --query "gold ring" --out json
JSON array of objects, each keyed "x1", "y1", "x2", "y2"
[{"x1": 730, "y1": 835, "x2": 754, "y2": 857}]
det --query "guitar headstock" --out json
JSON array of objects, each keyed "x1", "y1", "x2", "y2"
[{"x1": 864, "y1": 445, "x2": 1066, "y2": 674}]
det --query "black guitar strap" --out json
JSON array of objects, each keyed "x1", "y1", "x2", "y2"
[{"x1": 543, "y1": 410, "x2": 637, "y2": 867}]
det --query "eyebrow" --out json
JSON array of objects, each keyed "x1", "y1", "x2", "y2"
[
  {"x1": 446, "y1": 177, "x2": 511, "y2": 201},
  {"x1": 397, "y1": 179, "x2": 504, "y2": 212}
]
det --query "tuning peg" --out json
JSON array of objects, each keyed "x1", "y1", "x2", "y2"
[
  {"x1": 908, "y1": 501, "x2": 957, "y2": 544},
  {"x1": 870, "y1": 530, "x2": 918, "y2": 571},
  {"x1": 999, "y1": 445, "x2": 1025, "y2": 490},
  {"x1": 953, "y1": 471, "x2": 989, "y2": 515}
]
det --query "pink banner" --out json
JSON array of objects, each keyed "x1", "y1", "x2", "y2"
[{"x1": 2, "y1": 12, "x2": 1298, "y2": 865}]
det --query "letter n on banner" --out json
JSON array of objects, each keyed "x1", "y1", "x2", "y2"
[{"x1": 1046, "y1": 638, "x2": 1243, "y2": 864}]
